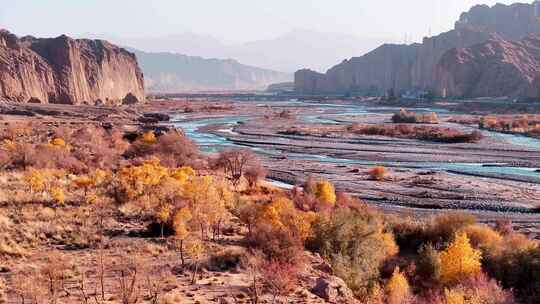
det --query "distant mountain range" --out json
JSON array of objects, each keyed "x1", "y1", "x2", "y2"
[
  {"x1": 86, "y1": 30, "x2": 385, "y2": 73},
  {"x1": 128, "y1": 48, "x2": 291, "y2": 92}
]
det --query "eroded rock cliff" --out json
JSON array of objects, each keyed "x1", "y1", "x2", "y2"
[
  {"x1": 295, "y1": 27, "x2": 495, "y2": 95},
  {"x1": 295, "y1": 2, "x2": 540, "y2": 98},
  {"x1": 0, "y1": 30, "x2": 144, "y2": 104},
  {"x1": 436, "y1": 34, "x2": 540, "y2": 98}
]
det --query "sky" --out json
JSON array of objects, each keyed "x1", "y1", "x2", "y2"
[{"x1": 0, "y1": 0, "x2": 522, "y2": 44}]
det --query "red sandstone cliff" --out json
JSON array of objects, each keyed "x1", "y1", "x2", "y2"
[
  {"x1": 436, "y1": 34, "x2": 540, "y2": 98},
  {"x1": 0, "y1": 30, "x2": 144, "y2": 104}
]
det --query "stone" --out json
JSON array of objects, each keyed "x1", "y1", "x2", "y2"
[
  {"x1": 27, "y1": 97, "x2": 42, "y2": 103},
  {"x1": 311, "y1": 276, "x2": 355, "y2": 303},
  {"x1": 138, "y1": 116, "x2": 159, "y2": 124},
  {"x1": 143, "y1": 112, "x2": 170, "y2": 121},
  {"x1": 122, "y1": 93, "x2": 140, "y2": 105},
  {"x1": 0, "y1": 30, "x2": 145, "y2": 105}
]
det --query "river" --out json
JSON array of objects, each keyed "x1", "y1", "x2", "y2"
[{"x1": 172, "y1": 100, "x2": 540, "y2": 182}]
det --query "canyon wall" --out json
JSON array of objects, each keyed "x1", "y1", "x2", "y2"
[
  {"x1": 0, "y1": 30, "x2": 144, "y2": 104},
  {"x1": 295, "y1": 2, "x2": 540, "y2": 98},
  {"x1": 295, "y1": 27, "x2": 495, "y2": 95}
]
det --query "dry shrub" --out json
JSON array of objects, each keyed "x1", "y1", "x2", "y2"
[
  {"x1": 244, "y1": 165, "x2": 267, "y2": 189},
  {"x1": 495, "y1": 219, "x2": 513, "y2": 235},
  {"x1": 125, "y1": 130, "x2": 202, "y2": 168},
  {"x1": 392, "y1": 109, "x2": 438, "y2": 124},
  {"x1": 483, "y1": 235, "x2": 539, "y2": 302},
  {"x1": 259, "y1": 259, "x2": 298, "y2": 302},
  {"x1": 70, "y1": 126, "x2": 128, "y2": 170},
  {"x1": 444, "y1": 274, "x2": 514, "y2": 304},
  {"x1": 427, "y1": 212, "x2": 476, "y2": 245},
  {"x1": 308, "y1": 207, "x2": 398, "y2": 297},
  {"x1": 393, "y1": 213, "x2": 476, "y2": 252},
  {"x1": 416, "y1": 243, "x2": 442, "y2": 287},
  {"x1": 207, "y1": 249, "x2": 243, "y2": 271},
  {"x1": 369, "y1": 166, "x2": 387, "y2": 181},
  {"x1": 246, "y1": 222, "x2": 305, "y2": 264},
  {"x1": 463, "y1": 224, "x2": 503, "y2": 253},
  {"x1": 347, "y1": 123, "x2": 483, "y2": 143},
  {"x1": 212, "y1": 149, "x2": 255, "y2": 186},
  {"x1": 33, "y1": 144, "x2": 86, "y2": 173}
]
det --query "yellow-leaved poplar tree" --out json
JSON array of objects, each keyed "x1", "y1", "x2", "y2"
[
  {"x1": 24, "y1": 169, "x2": 46, "y2": 194},
  {"x1": 440, "y1": 232, "x2": 482, "y2": 285},
  {"x1": 172, "y1": 207, "x2": 192, "y2": 266},
  {"x1": 49, "y1": 186, "x2": 65, "y2": 205},
  {"x1": 314, "y1": 180, "x2": 336, "y2": 210},
  {"x1": 385, "y1": 267, "x2": 411, "y2": 304},
  {"x1": 156, "y1": 203, "x2": 172, "y2": 238},
  {"x1": 140, "y1": 131, "x2": 158, "y2": 144}
]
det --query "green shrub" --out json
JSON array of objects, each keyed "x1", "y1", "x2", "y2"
[{"x1": 308, "y1": 208, "x2": 397, "y2": 297}]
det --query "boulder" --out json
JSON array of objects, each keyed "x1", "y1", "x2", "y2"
[
  {"x1": 311, "y1": 276, "x2": 356, "y2": 303},
  {"x1": 143, "y1": 112, "x2": 170, "y2": 121},
  {"x1": 122, "y1": 93, "x2": 140, "y2": 105}
]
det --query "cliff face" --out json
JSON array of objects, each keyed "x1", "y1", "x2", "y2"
[
  {"x1": 0, "y1": 30, "x2": 144, "y2": 104},
  {"x1": 295, "y1": 27, "x2": 495, "y2": 95},
  {"x1": 295, "y1": 2, "x2": 540, "y2": 98},
  {"x1": 436, "y1": 34, "x2": 540, "y2": 98}
]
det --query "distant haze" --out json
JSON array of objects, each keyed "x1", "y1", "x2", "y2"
[
  {"x1": 86, "y1": 30, "x2": 385, "y2": 72},
  {"x1": 1, "y1": 0, "x2": 521, "y2": 72}
]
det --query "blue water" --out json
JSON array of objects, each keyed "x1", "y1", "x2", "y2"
[{"x1": 171, "y1": 101, "x2": 540, "y2": 180}]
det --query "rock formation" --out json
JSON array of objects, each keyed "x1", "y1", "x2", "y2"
[
  {"x1": 295, "y1": 27, "x2": 496, "y2": 95},
  {"x1": 436, "y1": 34, "x2": 540, "y2": 98},
  {"x1": 295, "y1": 2, "x2": 540, "y2": 99},
  {"x1": 456, "y1": 2, "x2": 540, "y2": 41},
  {"x1": 0, "y1": 30, "x2": 144, "y2": 104}
]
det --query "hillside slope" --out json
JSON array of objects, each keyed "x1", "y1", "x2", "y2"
[{"x1": 131, "y1": 48, "x2": 292, "y2": 92}]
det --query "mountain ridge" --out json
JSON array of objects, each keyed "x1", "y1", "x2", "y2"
[{"x1": 129, "y1": 48, "x2": 292, "y2": 92}]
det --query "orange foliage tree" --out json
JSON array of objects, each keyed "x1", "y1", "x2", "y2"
[
  {"x1": 440, "y1": 232, "x2": 482, "y2": 285},
  {"x1": 386, "y1": 267, "x2": 412, "y2": 304}
]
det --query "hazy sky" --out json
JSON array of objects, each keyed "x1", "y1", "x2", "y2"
[{"x1": 1, "y1": 0, "x2": 521, "y2": 43}]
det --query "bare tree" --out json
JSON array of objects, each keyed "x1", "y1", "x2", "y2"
[{"x1": 213, "y1": 149, "x2": 254, "y2": 186}]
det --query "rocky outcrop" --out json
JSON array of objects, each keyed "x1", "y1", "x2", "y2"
[
  {"x1": 0, "y1": 30, "x2": 144, "y2": 104},
  {"x1": 295, "y1": 2, "x2": 540, "y2": 98},
  {"x1": 436, "y1": 34, "x2": 540, "y2": 98},
  {"x1": 311, "y1": 276, "x2": 357, "y2": 303}
]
